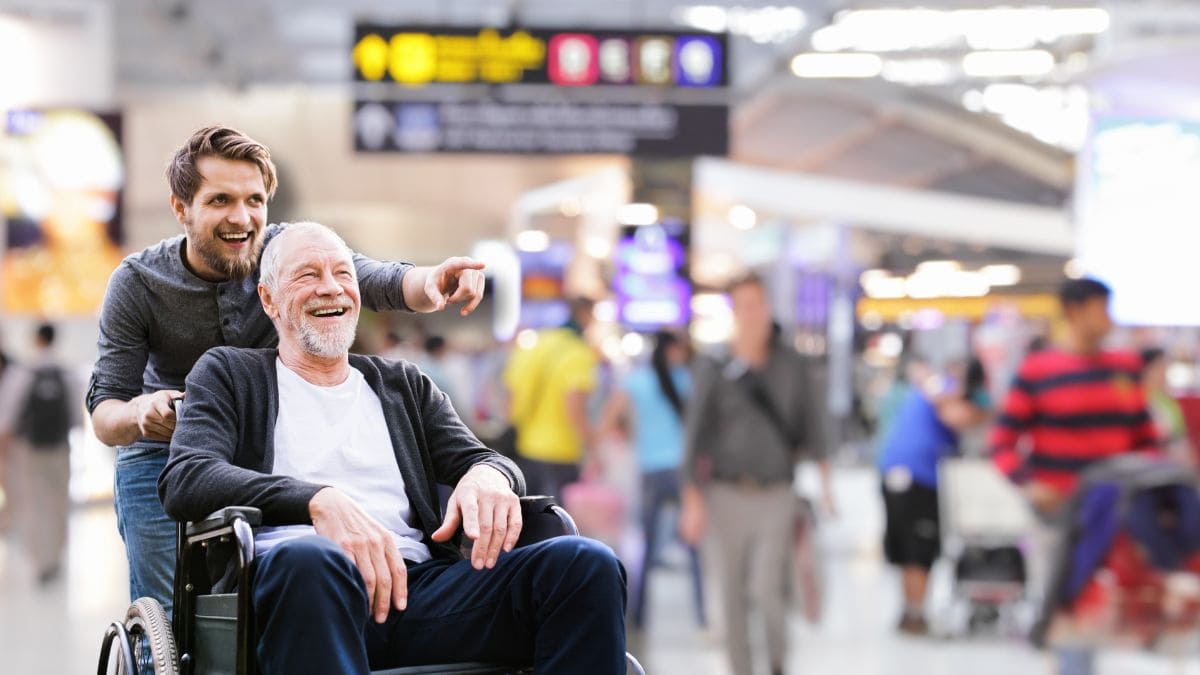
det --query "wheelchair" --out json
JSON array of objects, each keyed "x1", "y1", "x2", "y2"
[{"x1": 98, "y1": 496, "x2": 646, "y2": 675}]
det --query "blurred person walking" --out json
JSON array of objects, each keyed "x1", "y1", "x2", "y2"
[
  {"x1": 877, "y1": 356, "x2": 991, "y2": 634},
  {"x1": 503, "y1": 298, "x2": 598, "y2": 499},
  {"x1": 415, "y1": 335, "x2": 464, "y2": 412},
  {"x1": 680, "y1": 273, "x2": 834, "y2": 675},
  {"x1": 0, "y1": 323, "x2": 81, "y2": 585},
  {"x1": 991, "y1": 278, "x2": 1159, "y2": 675},
  {"x1": 1141, "y1": 347, "x2": 1193, "y2": 467},
  {"x1": 600, "y1": 329, "x2": 705, "y2": 632},
  {"x1": 87, "y1": 125, "x2": 490, "y2": 615}
]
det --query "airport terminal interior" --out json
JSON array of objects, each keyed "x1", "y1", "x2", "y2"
[{"x1": 5, "y1": 1, "x2": 1200, "y2": 673}]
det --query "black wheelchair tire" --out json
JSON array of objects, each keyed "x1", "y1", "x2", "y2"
[{"x1": 122, "y1": 597, "x2": 180, "y2": 675}]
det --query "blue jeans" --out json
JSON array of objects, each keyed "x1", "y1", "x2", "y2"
[
  {"x1": 113, "y1": 447, "x2": 175, "y2": 616},
  {"x1": 632, "y1": 468, "x2": 704, "y2": 629},
  {"x1": 1057, "y1": 648, "x2": 1094, "y2": 675},
  {"x1": 252, "y1": 535, "x2": 627, "y2": 674}
]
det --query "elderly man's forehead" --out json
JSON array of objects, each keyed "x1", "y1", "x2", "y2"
[{"x1": 281, "y1": 229, "x2": 351, "y2": 262}]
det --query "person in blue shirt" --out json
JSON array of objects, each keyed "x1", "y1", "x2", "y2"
[
  {"x1": 878, "y1": 356, "x2": 991, "y2": 634},
  {"x1": 601, "y1": 330, "x2": 705, "y2": 631}
]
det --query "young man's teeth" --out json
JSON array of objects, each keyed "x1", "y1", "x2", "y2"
[{"x1": 219, "y1": 232, "x2": 249, "y2": 241}]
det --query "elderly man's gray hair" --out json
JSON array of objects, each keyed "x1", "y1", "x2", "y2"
[{"x1": 259, "y1": 221, "x2": 354, "y2": 292}]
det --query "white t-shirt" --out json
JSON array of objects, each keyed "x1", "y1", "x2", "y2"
[{"x1": 254, "y1": 359, "x2": 432, "y2": 563}]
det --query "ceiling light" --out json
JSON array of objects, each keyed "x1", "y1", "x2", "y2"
[
  {"x1": 728, "y1": 204, "x2": 757, "y2": 230},
  {"x1": 881, "y1": 58, "x2": 957, "y2": 86},
  {"x1": 791, "y1": 53, "x2": 882, "y2": 79},
  {"x1": 862, "y1": 276, "x2": 907, "y2": 299},
  {"x1": 621, "y1": 332, "x2": 646, "y2": 357},
  {"x1": 616, "y1": 203, "x2": 659, "y2": 226},
  {"x1": 980, "y1": 264, "x2": 1022, "y2": 286},
  {"x1": 811, "y1": 7, "x2": 1109, "y2": 53},
  {"x1": 675, "y1": 5, "x2": 807, "y2": 43},
  {"x1": 962, "y1": 50, "x2": 1055, "y2": 78},
  {"x1": 583, "y1": 235, "x2": 612, "y2": 259},
  {"x1": 593, "y1": 300, "x2": 618, "y2": 323},
  {"x1": 514, "y1": 229, "x2": 550, "y2": 252}
]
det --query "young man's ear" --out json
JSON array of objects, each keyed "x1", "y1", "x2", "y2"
[{"x1": 169, "y1": 194, "x2": 189, "y2": 226}]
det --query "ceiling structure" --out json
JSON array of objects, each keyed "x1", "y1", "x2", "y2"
[
  {"x1": 100, "y1": 0, "x2": 1174, "y2": 210},
  {"x1": 8, "y1": 0, "x2": 1197, "y2": 243}
]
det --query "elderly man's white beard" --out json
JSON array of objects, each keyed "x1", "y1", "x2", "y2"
[{"x1": 296, "y1": 318, "x2": 356, "y2": 358}]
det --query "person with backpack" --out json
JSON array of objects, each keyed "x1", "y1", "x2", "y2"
[
  {"x1": 0, "y1": 323, "x2": 81, "y2": 585},
  {"x1": 600, "y1": 329, "x2": 705, "y2": 633}
]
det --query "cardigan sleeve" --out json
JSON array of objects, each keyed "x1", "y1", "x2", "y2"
[{"x1": 158, "y1": 348, "x2": 327, "y2": 525}]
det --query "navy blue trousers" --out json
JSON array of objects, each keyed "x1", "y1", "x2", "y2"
[{"x1": 252, "y1": 535, "x2": 627, "y2": 674}]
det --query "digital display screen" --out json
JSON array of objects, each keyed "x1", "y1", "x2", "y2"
[
  {"x1": 1075, "y1": 117, "x2": 1200, "y2": 326},
  {"x1": 613, "y1": 221, "x2": 691, "y2": 331},
  {"x1": 517, "y1": 241, "x2": 573, "y2": 329}
]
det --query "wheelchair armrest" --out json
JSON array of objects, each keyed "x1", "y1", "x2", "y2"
[
  {"x1": 185, "y1": 506, "x2": 263, "y2": 537},
  {"x1": 455, "y1": 496, "x2": 577, "y2": 559},
  {"x1": 515, "y1": 495, "x2": 579, "y2": 547}
]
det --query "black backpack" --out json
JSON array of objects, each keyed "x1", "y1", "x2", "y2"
[{"x1": 16, "y1": 365, "x2": 71, "y2": 448}]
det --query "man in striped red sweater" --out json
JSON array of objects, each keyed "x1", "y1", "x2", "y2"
[
  {"x1": 990, "y1": 277, "x2": 1158, "y2": 675},
  {"x1": 991, "y1": 278, "x2": 1158, "y2": 512}
]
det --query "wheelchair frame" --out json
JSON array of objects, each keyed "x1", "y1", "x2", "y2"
[{"x1": 100, "y1": 497, "x2": 644, "y2": 675}]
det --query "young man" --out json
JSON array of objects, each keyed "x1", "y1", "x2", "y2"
[
  {"x1": 679, "y1": 273, "x2": 834, "y2": 675},
  {"x1": 991, "y1": 277, "x2": 1159, "y2": 675},
  {"x1": 88, "y1": 125, "x2": 488, "y2": 614},
  {"x1": 158, "y1": 222, "x2": 626, "y2": 674}
]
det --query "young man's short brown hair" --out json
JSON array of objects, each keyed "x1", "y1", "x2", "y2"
[{"x1": 166, "y1": 125, "x2": 278, "y2": 205}]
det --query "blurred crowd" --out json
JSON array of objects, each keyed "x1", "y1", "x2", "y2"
[{"x1": 4, "y1": 261, "x2": 1200, "y2": 675}]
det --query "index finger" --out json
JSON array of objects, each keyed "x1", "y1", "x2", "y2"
[{"x1": 441, "y1": 257, "x2": 486, "y2": 273}]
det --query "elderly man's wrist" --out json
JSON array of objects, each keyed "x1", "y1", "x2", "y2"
[{"x1": 468, "y1": 463, "x2": 511, "y2": 487}]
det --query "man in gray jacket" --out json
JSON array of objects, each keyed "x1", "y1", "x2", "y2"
[
  {"x1": 159, "y1": 222, "x2": 627, "y2": 674},
  {"x1": 88, "y1": 125, "x2": 489, "y2": 615}
]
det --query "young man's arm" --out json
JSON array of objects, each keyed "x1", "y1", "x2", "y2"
[
  {"x1": 88, "y1": 265, "x2": 181, "y2": 446},
  {"x1": 354, "y1": 252, "x2": 486, "y2": 316}
]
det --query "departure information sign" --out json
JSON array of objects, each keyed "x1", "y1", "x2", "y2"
[
  {"x1": 352, "y1": 24, "x2": 729, "y2": 156},
  {"x1": 353, "y1": 26, "x2": 727, "y2": 89}
]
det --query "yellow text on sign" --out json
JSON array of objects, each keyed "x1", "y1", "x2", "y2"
[{"x1": 352, "y1": 29, "x2": 547, "y2": 86}]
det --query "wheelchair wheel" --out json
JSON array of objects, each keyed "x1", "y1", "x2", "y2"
[{"x1": 121, "y1": 598, "x2": 179, "y2": 675}]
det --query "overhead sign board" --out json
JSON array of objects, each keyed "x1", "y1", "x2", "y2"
[
  {"x1": 353, "y1": 25, "x2": 727, "y2": 89},
  {"x1": 352, "y1": 24, "x2": 729, "y2": 156}
]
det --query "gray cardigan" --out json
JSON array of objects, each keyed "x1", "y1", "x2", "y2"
[{"x1": 158, "y1": 347, "x2": 524, "y2": 562}]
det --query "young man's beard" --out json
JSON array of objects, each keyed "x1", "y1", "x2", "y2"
[{"x1": 186, "y1": 221, "x2": 263, "y2": 280}]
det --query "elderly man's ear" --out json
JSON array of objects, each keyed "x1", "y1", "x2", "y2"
[{"x1": 258, "y1": 284, "x2": 280, "y2": 321}]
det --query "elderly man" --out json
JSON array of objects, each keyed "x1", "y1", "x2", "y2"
[{"x1": 158, "y1": 222, "x2": 627, "y2": 674}]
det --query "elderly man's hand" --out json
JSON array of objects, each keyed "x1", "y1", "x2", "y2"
[
  {"x1": 309, "y1": 487, "x2": 408, "y2": 623},
  {"x1": 432, "y1": 464, "x2": 521, "y2": 570},
  {"x1": 425, "y1": 257, "x2": 486, "y2": 316}
]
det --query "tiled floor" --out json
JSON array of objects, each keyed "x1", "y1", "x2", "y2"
[{"x1": 2, "y1": 468, "x2": 1198, "y2": 674}]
